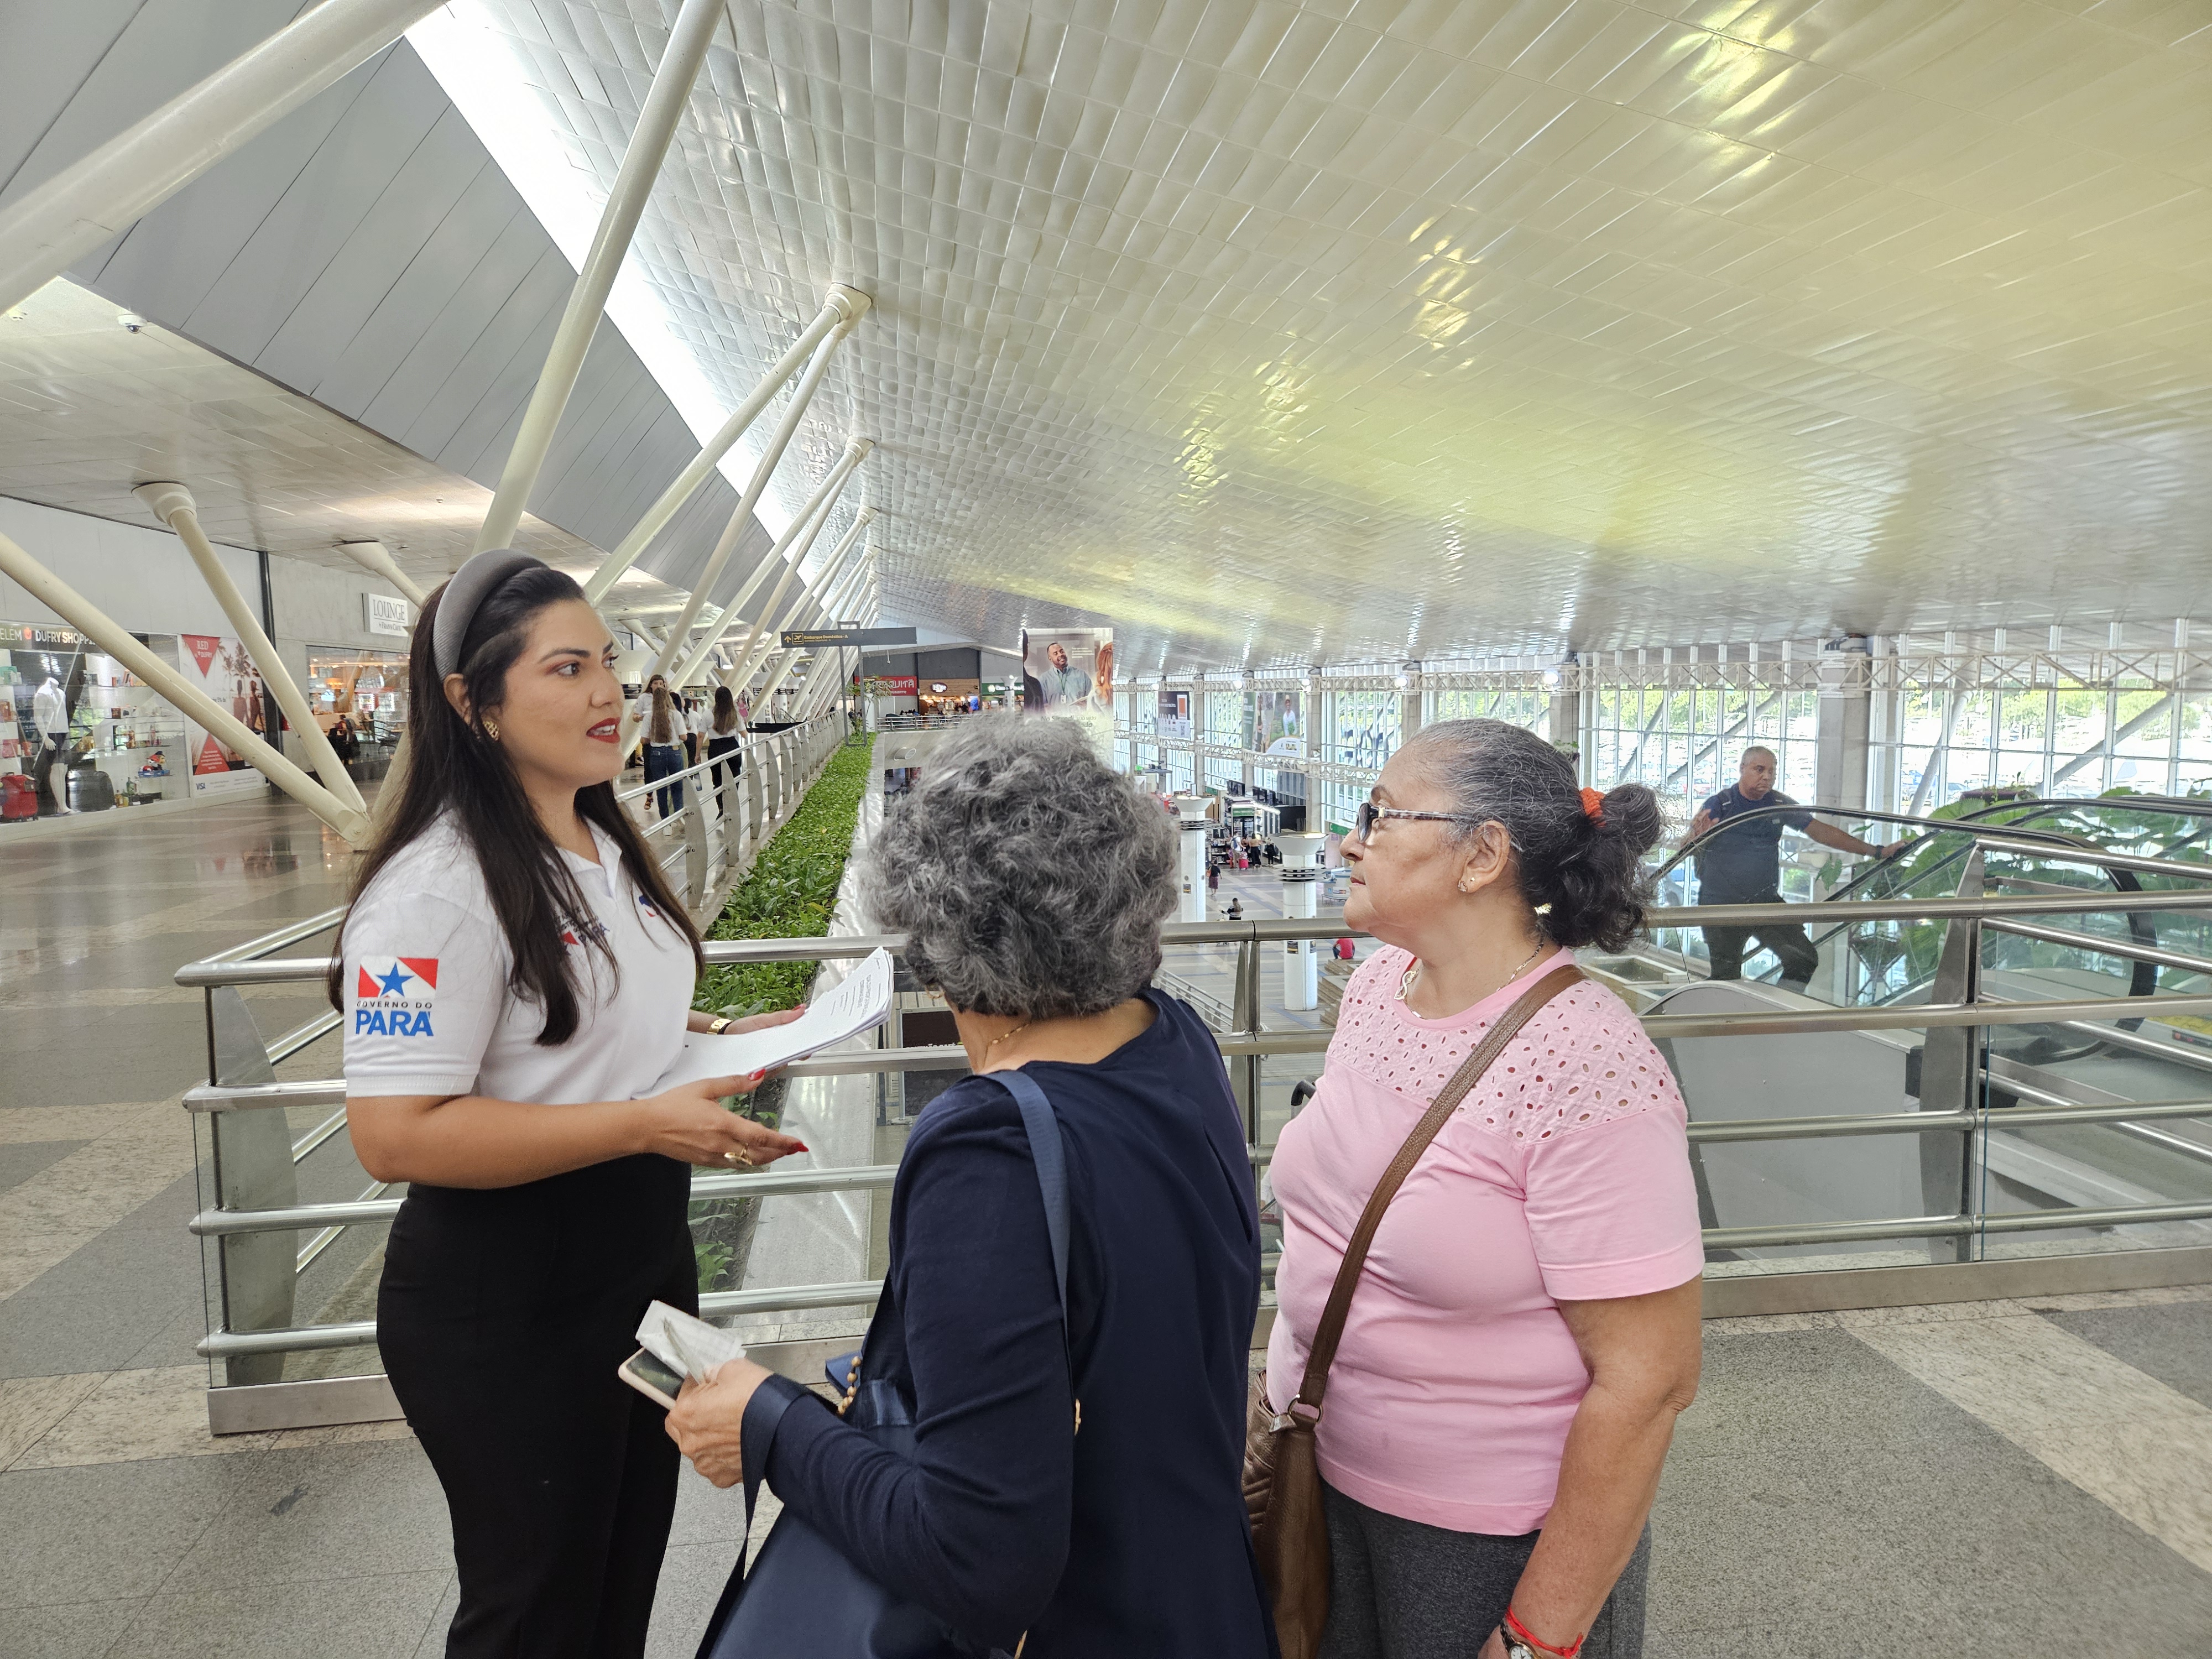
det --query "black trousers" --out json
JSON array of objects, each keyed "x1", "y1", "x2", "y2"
[
  {"x1": 29, "y1": 735, "x2": 66, "y2": 813},
  {"x1": 705, "y1": 735, "x2": 742, "y2": 790},
  {"x1": 1700, "y1": 889, "x2": 1819, "y2": 988},
  {"x1": 380, "y1": 1154, "x2": 698, "y2": 1659},
  {"x1": 1319, "y1": 1480, "x2": 1648, "y2": 1659}
]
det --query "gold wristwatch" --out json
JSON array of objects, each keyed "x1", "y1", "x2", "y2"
[{"x1": 707, "y1": 1016, "x2": 734, "y2": 1035}]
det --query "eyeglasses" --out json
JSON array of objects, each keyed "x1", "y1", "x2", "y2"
[{"x1": 1351, "y1": 801, "x2": 1483, "y2": 845}]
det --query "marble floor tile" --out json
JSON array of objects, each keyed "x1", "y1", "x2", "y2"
[
  {"x1": 2040, "y1": 1301, "x2": 2212, "y2": 1412},
  {"x1": 161, "y1": 1440, "x2": 450, "y2": 1591},
  {"x1": 107, "y1": 1570, "x2": 448, "y2": 1659},
  {"x1": 0, "y1": 1595, "x2": 147, "y2": 1659},
  {"x1": 13, "y1": 1364, "x2": 272, "y2": 1469},
  {"x1": 1700, "y1": 1310, "x2": 1840, "y2": 1335},
  {"x1": 0, "y1": 1138, "x2": 86, "y2": 1197},
  {"x1": 0, "y1": 1454, "x2": 272, "y2": 1605},
  {"x1": 0, "y1": 1102, "x2": 198, "y2": 1299},
  {"x1": 0, "y1": 1370, "x2": 102, "y2": 1468},
  {"x1": 1849, "y1": 1312, "x2": 2212, "y2": 1574}
]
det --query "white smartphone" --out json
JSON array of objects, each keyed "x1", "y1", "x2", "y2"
[{"x1": 618, "y1": 1345, "x2": 686, "y2": 1409}]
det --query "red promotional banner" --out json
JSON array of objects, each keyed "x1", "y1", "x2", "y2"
[{"x1": 184, "y1": 633, "x2": 222, "y2": 676}]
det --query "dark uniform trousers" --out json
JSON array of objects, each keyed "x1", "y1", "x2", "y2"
[
  {"x1": 380, "y1": 1154, "x2": 697, "y2": 1659},
  {"x1": 1700, "y1": 887, "x2": 1820, "y2": 988}
]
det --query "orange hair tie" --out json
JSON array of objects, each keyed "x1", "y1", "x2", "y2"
[{"x1": 1579, "y1": 786, "x2": 1606, "y2": 824}]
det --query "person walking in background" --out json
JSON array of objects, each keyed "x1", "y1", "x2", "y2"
[
  {"x1": 1687, "y1": 746, "x2": 1892, "y2": 990},
  {"x1": 666, "y1": 717, "x2": 1272, "y2": 1658},
  {"x1": 705, "y1": 686, "x2": 744, "y2": 794},
  {"x1": 1267, "y1": 718, "x2": 1703, "y2": 1659},
  {"x1": 639, "y1": 676, "x2": 685, "y2": 818},
  {"x1": 333, "y1": 550, "x2": 805, "y2": 1656},
  {"x1": 677, "y1": 703, "x2": 703, "y2": 779}
]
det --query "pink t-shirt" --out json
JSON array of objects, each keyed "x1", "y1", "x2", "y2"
[{"x1": 1264, "y1": 945, "x2": 1703, "y2": 1533}]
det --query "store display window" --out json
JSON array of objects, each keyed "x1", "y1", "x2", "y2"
[{"x1": 307, "y1": 648, "x2": 410, "y2": 760}]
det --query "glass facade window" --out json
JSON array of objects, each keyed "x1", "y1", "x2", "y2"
[
  {"x1": 1585, "y1": 681, "x2": 1817, "y2": 816},
  {"x1": 1427, "y1": 685, "x2": 1548, "y2": 732}
]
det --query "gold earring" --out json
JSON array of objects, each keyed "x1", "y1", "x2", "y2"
[{"x1": 482, "y1": 717, "x2": 500, "y2": 741}]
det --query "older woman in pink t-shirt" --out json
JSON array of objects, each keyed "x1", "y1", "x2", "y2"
[{"x1": 1266, "y1": 719, "x2": 1703, "y2": 1659}]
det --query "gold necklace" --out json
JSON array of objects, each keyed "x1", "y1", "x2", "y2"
[
  {"x1": 982, "y1": 1018, "x2": 1035, "y2": 1060},
  {"x1": 1397, "y1": 938, "x2": 1548, "y2": 1004}
]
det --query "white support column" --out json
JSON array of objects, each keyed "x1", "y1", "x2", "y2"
[
  {"x1": 472, "y1": 0, "x2": 724, "y2": 559},
  {"x1": 135, "y1": 483, "x2": 367, "y2": 817},
  {"x1": 337, "y1": 539, "x2": 426, "y2": 607},
  {"x1": 0, "y1": 529, "x2": 371, "y2": 843},
  {"x1": 715, "y1": 443, "x2": 871, "y2": 688},
  {"x1": 1278, "y1": 832, "x2": 1327, "y2": 1010},
  {"x1": 0, "y1": 0, "x2": 446, "y2": 315},
  {"x1": 784, "y1": 561, "x2": 874, "y2": 717},
  {"x1": 755, "y1": 515, "x2": 871, "y2": 686},
  {"x1": 1815, "y1": 636, "x2": 1871, "y2": 811},
  {"x1": 1173, "y1": 796, "x2": 1212, "y2": 922},
  {"x1": 732, "y1": 507, "x2": 873, "y2": 692},
  {"x1": 582, "y1": 286, "x2": 865, "y2": 603},
  {"x1": 622, "y1": 617, "x2": 669, "y2": 653},
  {"x1": 634, "y1": 315, "x2": 862, "y2": 695}
]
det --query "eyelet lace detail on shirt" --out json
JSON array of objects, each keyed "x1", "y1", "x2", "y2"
[{"x1": 1330, "y1": 946, "x2": 1671, "y2": 1140}]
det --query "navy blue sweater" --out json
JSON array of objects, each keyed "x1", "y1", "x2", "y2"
[{"x1": 743, "y1": 992, "x2": 1275, "y2": 1656}]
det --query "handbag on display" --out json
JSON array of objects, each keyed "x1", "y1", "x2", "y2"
[
  {"x1": 1243, "y1": 963, "x2": 1585, "y2": 1659},
  {"x1": 697, "y1": 1067, "x2": 1076, "y2": 1659}
]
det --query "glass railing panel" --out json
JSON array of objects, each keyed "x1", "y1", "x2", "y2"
[{"x1": 1658, "y1": 1003, "x2": 1987, "y2": 1275}]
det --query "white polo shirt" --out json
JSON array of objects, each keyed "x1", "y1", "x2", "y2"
[{"x1": 342, "y1": 813, "x2": 695, "y2": 1104}]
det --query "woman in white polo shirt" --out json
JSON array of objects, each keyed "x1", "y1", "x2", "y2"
[{"x1": 333, "y1": 549, "x2": 805, "y2": 1659}]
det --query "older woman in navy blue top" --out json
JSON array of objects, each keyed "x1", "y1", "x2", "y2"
[{"x1": 667, "y1": 716, "x2": 1275, "y2": 1657}]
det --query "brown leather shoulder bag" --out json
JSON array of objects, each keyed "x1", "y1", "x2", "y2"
[{"x1": 1244, "y1": 962, "x2": 1585, "y2": 1659}]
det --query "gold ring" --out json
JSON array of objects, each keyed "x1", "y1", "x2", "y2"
[{"x1": 723, "y1": 1149, "x2": 753, "y2": 1167}]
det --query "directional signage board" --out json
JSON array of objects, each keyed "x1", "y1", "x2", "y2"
[{"x1": 780, "y1": 627, "x2": 917, "y2": 648}]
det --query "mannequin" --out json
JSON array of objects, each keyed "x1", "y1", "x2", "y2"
[{"x1": 29, "y1": 675, "x2": 69, "y2": 815}]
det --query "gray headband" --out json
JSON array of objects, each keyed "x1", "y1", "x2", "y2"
[{"x1": 433, "y1": 549, "x2": 545, "y2": 677}]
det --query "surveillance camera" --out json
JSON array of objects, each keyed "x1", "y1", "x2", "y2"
[{"x1": 117, "y1": 312, "x2": 145, "y2": 333}]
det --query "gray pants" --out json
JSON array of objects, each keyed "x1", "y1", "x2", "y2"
[{"x1": 1318, "y1": 1480, "x2": 1648, "y2": 1659}]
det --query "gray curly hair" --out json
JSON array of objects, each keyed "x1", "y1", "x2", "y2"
[{"x1": 859, "y1": 716, "x2": 1177, "y2": 1018}]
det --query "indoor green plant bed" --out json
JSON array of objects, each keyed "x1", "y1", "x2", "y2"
[{"x1": 688, "y1": 733, "x2": 874, "y2": 1292}]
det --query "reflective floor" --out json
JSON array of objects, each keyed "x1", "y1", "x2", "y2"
[{"x1": 3, "y1": 790, "x2": 2211, "y2": 1655}]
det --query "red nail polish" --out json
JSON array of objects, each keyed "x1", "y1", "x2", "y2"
[{"x1": 794, "y1": 1141, "x2": 810, "y2": 1152}]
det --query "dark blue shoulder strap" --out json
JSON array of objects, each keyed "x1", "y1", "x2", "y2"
[{"x1": 991, "y1": 1067, "x2": 1070, "y2": 1317}]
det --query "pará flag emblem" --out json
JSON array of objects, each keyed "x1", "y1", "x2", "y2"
[{"x1": 353, "y1": 958, "x2": 440, "y2": 1037}]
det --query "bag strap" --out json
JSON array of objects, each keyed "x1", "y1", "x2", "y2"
[
  {"x1": 992, "y1": 1068, "x2": 1071, "y2": 1317},
  {"x1": 1290, "y1": 962, "x2": 1585, "y2": 1415}
]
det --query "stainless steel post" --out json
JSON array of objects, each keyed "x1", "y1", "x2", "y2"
[
  {"x1": 207, "y1": 989, "x2": 299, "y2": 1386},
  {"x1": 1917, "y1": 851, "x2": 1984, "y2": 1265}
]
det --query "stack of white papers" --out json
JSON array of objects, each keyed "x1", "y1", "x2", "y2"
[
  {"x1": 637, "y1": 1300, "x2": 747, "y2": 1383},
  {"x1": 650, "y1": 946, "x2": 894, "y2": 1094}
]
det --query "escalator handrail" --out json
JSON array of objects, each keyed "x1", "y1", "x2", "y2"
[
  {"x1": 1953, "y1": 793, "x2": 2212, "y2": 826},
  {"x1": 1648, "y1": 804, "x2": 2085, "y2": 888}
]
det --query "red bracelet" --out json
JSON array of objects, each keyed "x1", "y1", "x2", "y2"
[{"x1": 1503, "y1": 1606, "x2": 1584, "y2": 1659}]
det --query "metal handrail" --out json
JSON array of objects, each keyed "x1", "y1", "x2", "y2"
[
  {"x1": 1981, "y1": 917, "x2": 2212, "y2": 980},
  {"x1": 163, "y1": 890, "x2": 2212, "y2": 993},
  {"x1": 1650, "y1": 804, "x2": 2083, "y2": 883},
  {"x1": 613, "y1": 728, "x2": 776, "y2": 806},
  {"x1": 180, "y1": 867, "x2": 2212, "y2": 1372}
]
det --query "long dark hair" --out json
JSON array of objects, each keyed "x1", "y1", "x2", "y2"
[
  {"x1": 712, "y1": 685, "x2": 739, "y2": 735},
  {"x1": 330, "y1": 565, "x2": 702, "y2": 1044}
]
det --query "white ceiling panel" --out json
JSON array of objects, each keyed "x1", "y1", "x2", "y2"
[{"x1": 425, "y1": 0, "x2": 2212, "y2": 672}]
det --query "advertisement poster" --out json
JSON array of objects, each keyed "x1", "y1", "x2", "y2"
[
  {"x1": 1156, "y1": 689, "x2": 1193, "y2": 742},
  {"x1": 1018, "y1": 627, "x2": 1113, "y2": 714},
  {"x1": 1256, "y1": 690, "x2": 1304, "y2": 756},
  {"x1": 178, "y1": 634, "x2": 267, "y2": 800}
]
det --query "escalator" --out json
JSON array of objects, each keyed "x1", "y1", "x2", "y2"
[{"x1": 1587, "y1": 796, "x2": 2212, "y2": 1267}]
